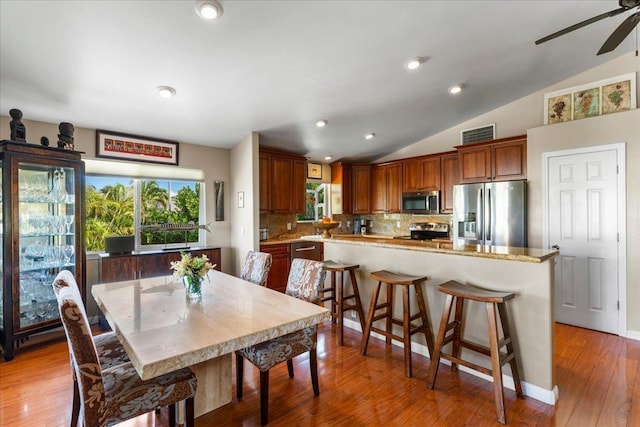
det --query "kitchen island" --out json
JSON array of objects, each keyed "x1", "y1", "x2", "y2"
[{"x1": 303, "y1": 235, "x2": 559, "y2": 405}]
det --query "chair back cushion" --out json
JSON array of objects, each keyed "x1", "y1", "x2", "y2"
[
  {"x1": 55, "y1": 285, "x2": 106, "y2": 426},
  {"x1": 240, "y1": 250, "x2": 272, "y2": 287},
  {"x1": 285, "y1": 258, "x2": 326, "y2": 304}
]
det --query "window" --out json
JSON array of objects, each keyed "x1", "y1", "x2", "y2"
[
  {"x1": 86, "y1": 176, "x2": 205, "y2": 252},
  {"x1": 297, "y1": 183, "x2": 329, "y2": 222}
]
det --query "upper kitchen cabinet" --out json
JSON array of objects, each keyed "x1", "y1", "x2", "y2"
[
  {"x1": 371, "y1": 162, "x2": 402, "y2": 213},
  {"x1": 259, "y1": 149, "x2": 307, "y2": 214},
  {"x1": 330, "y1": 162, "x2": 352, "y2": 215},
  {"x1": 351, "y1": 164, "x2": 372, "y2": 214},
  {"x1": 402, "y1": 155, "x2": 440, "y2": 192},
  {"x1": 456, "y1": 135, "x2": 526, "y2": 184},
  {"x1": 439, "y1": 152, "x2": 458, "y2": 214}
]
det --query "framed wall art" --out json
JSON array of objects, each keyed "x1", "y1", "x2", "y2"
[
  {"x1": 307, "y1": 162, "x2": 322, "y2": 179},
  {"x1": 96, "y1": 130, "x2": 179, "y2": 165},
  {"x1": 543, "y1": 72, "x2": 636, "y2": 125}
]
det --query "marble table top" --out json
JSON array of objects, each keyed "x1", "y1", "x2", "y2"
[{"x1": 92, "y1": 270, "x2": 330, "y2": 380}]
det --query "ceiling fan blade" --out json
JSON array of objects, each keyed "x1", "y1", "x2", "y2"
[
  {"x1": 535, "y1": 7, "x2": 627, "y2": 45},
  {"x1": 598, "y1": 11, "x2": 640, "y2": 54}
]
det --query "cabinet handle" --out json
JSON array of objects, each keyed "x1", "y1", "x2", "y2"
[{"x1": 295, "y1": 246, "x2": 316, "y2": 252}]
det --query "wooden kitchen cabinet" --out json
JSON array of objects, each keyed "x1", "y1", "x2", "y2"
[
  {"x1": 259, "y1": 149, "x2": 307, "y2": 214},
  {"x1": 259, "y1": 153, "x2": 271, "y2": 213},
  {"x1": 352, "y1": 164, "x2": 372, "y2": 214},
  {"x1": 100, "y1": 248, "x2": 221, "y2": 282},
  {"x1": 261, "y1": 241, "x2": 323, "y2": 293},
  {"x1": 260, "y1": 243, "x2": 290, "y2": 293},
  {"x1": 456, "y1": 135, "x2": 526, "y2": 184},
  {"x1": 371, "y1": 162, "x2": 402, "y2": 213},
  {"x1": 402, "y1": 155, "x2": 440, "y2": 192},
  {"x1": 330, "y1": 162, "x2": 352, "y2": 215},
  {"x1": 440, "y1": 152, "x2": 458, "y2": 214}
]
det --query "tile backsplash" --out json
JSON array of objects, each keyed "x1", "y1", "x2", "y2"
[{"x1": 260, "y1": 213, "x2": 452, "y2": 238}]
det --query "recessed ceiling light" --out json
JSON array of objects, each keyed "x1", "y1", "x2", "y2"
[
  {"x1": 324, "y1": 156, "x2": 332, "y2": 161},
  {"x1": 405, "y1": 56, "x2": 426, "y2": 70},
  {"x1": 364, "y1": 133, "x2": 375, "y2": 140},
  {"x1": 448, "y1": 84, "x2": 464, "y2": 95},
  {"x1": 195, "y1": 0, "x2": 223, "y2": 20},
  {"x1": 156, "y1": 86, "x2": 176, "y2": 98},
  {"x1": 316, "y1": 119, "x2": 328, "y2": 128}
]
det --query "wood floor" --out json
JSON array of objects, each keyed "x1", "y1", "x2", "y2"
[{"x1": 1, "y1": 322, "x2": 639, "y2": 426}]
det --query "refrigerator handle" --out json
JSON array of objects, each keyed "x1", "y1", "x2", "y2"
[
  {"x1": 477, "y1": 187, "x2": 483, "y2": 240},
  {"x1": 486, "y1": 187, "x2": 491, "y2": 241}
]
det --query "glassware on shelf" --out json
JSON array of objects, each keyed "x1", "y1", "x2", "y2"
[
  {"x1": 64, "y1": 214, "x2": 75, "y2": 234},
  {"x1": 62, "y1": 244, "x2": 75, "y2": 265}
]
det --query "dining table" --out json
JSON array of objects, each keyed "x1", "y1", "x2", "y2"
[{"x1": 92, "y1": 269, "x2": 330, "y2": 417}]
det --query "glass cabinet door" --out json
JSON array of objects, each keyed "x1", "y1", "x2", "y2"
[
  {"x1": 0, "y1": 160, "x2": 3, "y2": 328},
  {"x1": 17, "y1": 163, "x2": 76, "y2": 329}
]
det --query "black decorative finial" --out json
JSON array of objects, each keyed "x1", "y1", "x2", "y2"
[
  {"x1": 40, "y1": 136, "x2": 50, "y2": 147},
  {"x1": 57, "y1": 122, "x2": 74, "y2": 150},
  {"x1": 9, "y1": 108, "x2": 26, "y2": 142}
]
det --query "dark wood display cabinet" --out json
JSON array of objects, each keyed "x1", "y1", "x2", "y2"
[
  {"x1": 259, "y1": 149, "x2": 306, "y2": 214},
  {"x1": 99, "y1": 247, "x2": 222, "y2": 282},
  {"x1": 1, "y1": 140, "x2": 86, "y2": 361}
]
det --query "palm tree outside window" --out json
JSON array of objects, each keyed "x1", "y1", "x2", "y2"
[{"x1": 85, "y1": 176, "x2": 205, "y2": 252}]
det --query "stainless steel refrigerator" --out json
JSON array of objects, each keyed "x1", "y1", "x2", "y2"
[{"x1": 452, "y1": 180, "x2": 527, "y2": 248}]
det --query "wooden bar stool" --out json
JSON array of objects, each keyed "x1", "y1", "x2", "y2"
[
  {"x1": 360, "y1": 270, "x2": 434, "y2": 378},
  {"x1": 426, "y1": 280, "x2": 524, "y2": 425},
  {"x1": 321, "y1": 260, "x2": 365, "y2": 345}
]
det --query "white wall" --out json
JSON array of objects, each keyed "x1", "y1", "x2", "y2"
[{"x1": 229, "y1": 132, "x2": 260, "y2": 275}]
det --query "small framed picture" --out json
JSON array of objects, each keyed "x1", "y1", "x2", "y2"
[
  {"x1": 238, "y1": 191, "x2": 245, "y2": 208},
  {"x1": 307, "y1": 162, "x2": 322, "y2": 179}
]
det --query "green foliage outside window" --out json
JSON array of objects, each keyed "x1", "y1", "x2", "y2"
[
  {"x1": 297, "y1": 183, "x2": 326, "y2": 221},
  {"x1": 85, "y1": 177, "x2": 202, "y2": 252}
]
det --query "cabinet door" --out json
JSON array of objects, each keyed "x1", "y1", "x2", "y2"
[
  {"x1": 271, "y1": 157, "x2": 293, "y2": 213},
  {"x1": 402, "y1": 159, "x2": 422, "y2": 192},
  {"x1": 458, "y1": 145, "x2": 491, "y2": 183},
  {"x1": 260, "y1": 244, "x2": 290, "y2": 293},
  {"x1": 191, "y1": 248, "x2": 221, "y2": 271},
  {"x1": 420, "y1": 156, "x2": 441, "y2": 190},
  {"x1": 386, "y1": 162, "x2": 402, "y2": 213},
  {"x1": 440, "y1": 153, "x2": 458, "y2": 214},
  {"x1": 370, "y1": 165, "x2": 387, "y2": 213},
  {"x1": 330, "y1": 162, "x2": 352, "y2": 215},
  {"x1": 352, "y1": 165, "x2": 371, "y2": 214},
  {"x1": 101, "y1": 256, "x2": 137, "y2": 282},
  {"x1": 259, "y1": 153, "x2": 271, "y2": 213},
  {"x1": 292, "y1": 159, "x2": 306, "y2": 214},
  {"x1": 138, "y1": 253, "x2": 172, "y2": 278},
  {"x1": 492, "y1": 139, "x2": 526, "y2": 181}
]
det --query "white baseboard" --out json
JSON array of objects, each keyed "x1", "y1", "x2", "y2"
[
  {"x1": 623, "y1": 330, "x2": 640, "y2": 341},
  {"x1": 342, "y1": 319, "x2": 558, "y2": 405}
]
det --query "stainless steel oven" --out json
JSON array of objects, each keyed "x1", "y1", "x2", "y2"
[{"x1": 402, "y1": 191, "x2": 440, "y2": 214}]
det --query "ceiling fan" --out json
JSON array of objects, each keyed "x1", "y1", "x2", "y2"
[{"x1": 535, "y1": 0, "x2": 640, "y2": 55}]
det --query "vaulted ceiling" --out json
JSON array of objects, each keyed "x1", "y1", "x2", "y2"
[{"x1": 0, "y1": 1, "x2": 636, "y2": 162}]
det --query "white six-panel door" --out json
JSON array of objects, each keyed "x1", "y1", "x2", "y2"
[{"x1": 548, "y1": 149, "x2": 619, "y2": 333}]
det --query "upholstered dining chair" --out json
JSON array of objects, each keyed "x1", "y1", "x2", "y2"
[
  {"x1": 52, "y1": 271, "x2": 130, "y2": 427},
  {"x1": 240, "y1": 250, "x2": 272, "y2": 287},
  {"x1": 53, "y1": 274, "x2": 198, "y2": 427},
  {"x1": 235, "y1": 258, "x2": 326, "y2": 425}
]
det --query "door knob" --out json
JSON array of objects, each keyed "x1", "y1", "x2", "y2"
[{"x1": 551, "y1": 244, "x2": 560, "y2": 250}]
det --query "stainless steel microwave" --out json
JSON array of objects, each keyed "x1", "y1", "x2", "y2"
[{"x1": 402, "y1": 191, "x2": 440, "y2": 214}]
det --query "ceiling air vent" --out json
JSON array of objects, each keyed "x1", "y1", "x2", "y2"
[{"x1": 460, "y1": 124, "x2": 495, "y2": 145}]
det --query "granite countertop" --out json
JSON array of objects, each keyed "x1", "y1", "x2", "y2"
[
  {"x1": 259, "y1": 232, "x2": 411, "y2": 245},
  {"x1": 300, "y1": 235, "x2": 558, "y2": 263}
]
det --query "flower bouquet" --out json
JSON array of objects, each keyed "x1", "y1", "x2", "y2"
[{"x1": 170, "y1": 252, "x2": 216, "y2": 300}]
